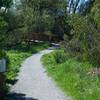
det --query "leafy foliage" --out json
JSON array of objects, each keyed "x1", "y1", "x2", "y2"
[
  {"x1": 19, "y1": 0, "x2": 68, "y2": 37},
  {"x1": 0, "y1": 0, "x2": 100, "y2": 99},
  {"x1": 0, "y1": 0, "x2": 12, "y2": 8},
  {"x1": 0, "y1": 50, "x2": 7, "y2": 59}
]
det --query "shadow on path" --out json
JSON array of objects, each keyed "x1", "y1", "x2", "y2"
[
  {"x1": 6, "y1": 79, "x2": 18, "y2": 85},
  {"x1": 7, "y1": 93, "x2": 38, "y2": 100}
]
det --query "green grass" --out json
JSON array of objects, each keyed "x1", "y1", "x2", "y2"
[
  {"x1": 6, "y1": 52, "x2": 31, "y2": 80},
  {"x1": 41, "y1": 50, "x2": 100, "y2": 100}
]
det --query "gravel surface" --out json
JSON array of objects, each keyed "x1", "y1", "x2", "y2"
[{"x1": 10, "y1": 49, "x2": 71, "y2": 100}]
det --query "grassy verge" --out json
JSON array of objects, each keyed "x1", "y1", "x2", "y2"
[
  {"x1": 41, "y1": 50, "x2": 100, "y2": 100},
  {"x1": 6, "y1": 52, "x2": 31, "y2": 80}
]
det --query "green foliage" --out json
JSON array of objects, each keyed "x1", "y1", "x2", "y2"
[
  {"x1": 0, "y1": 0, "x2": 99, "y2": 99},
  {"x1": 0, "y1": 0, "x2": 12, "y2": 8},
  {"x1": 64, "y1": 12, "x2": 99, "y2": 65},
  {"x1": 0, "y1": 50, "x2": 6, "y2": 59},
  {"x1": 0, "y1": 16, "x2": 8, "y2": 46},
  {"x1": 42, "y1": 51, "x2": 100, "y2": 100},
  {"x1": 0, "y1": 16, "x2": 7, "y2": 30},
  {"x1": 6, "y1": 51, "x2": 30, "y2": 80},
  {"x1": 20, "y1": 0, "x2": 68, "y2": 36},
  {"x1": 69, "y1": 14, "x2": 87, "y2": 35},
  {"x1": 69, "y1": 14, "x2": 90, "y2": 53},
  {"x1": 89, "y1": 46, "x2": 100, "y2": 67},
  {"x1": 90, "y1": 0, "x2": 100, "y2": 31},
  {"x1": 0, "y1": 0, "x2": 13, "y2": 46},
  {"x1": 53, "y1": 50, "x2": 68, "y2": 64}
]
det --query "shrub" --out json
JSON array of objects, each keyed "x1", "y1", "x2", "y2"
[
  {"x1": 67, "y1": 38, "x2": 81, "y2": 52},
  {"x1": 53, "y1": 50, "x2": 68, "y2": 64},
  {"x1": 0, "y1": 50, "x2": 7, "y2": 59},
  {"x1": 89, "y1": 46, "x2": 100, "y2": 67}
]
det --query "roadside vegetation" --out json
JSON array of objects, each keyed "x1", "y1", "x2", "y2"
[
  {"x1": 42, "y1": 50, "x2": 100, "y2": 100},
  {"x1": 0, "y1": 0, "x2": 100, "y2": 100}
]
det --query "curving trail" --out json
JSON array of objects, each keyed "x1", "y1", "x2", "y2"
[{"x1": 10, "y1": 49, "x2": 71, "y2": 100}]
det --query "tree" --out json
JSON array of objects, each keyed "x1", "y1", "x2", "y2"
[
  {"x1": 0, "y1": 0, "x2": 13, "y2": 47},
  {"x1": 90, "y1": 0, "x2": 100, "y2": 30},
  {"x1": 19, "y1": 0, "x2": 68, "y2": 41}
]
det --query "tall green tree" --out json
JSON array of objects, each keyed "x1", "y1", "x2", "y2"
[
  {"x1": 20, "y1": 0, "x2": 68, "y2": 36},
  {"x1": 0, "y1": 0, "x2": 13, "y2": 47}
]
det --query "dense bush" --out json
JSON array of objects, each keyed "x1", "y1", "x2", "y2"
[
  {"x1": 89, "y1": 46, "x2": 100, "y2": 67},
  {"x1": 0, "y1": 50, "x2": 7, "y2": 59},
  {"x1": 53, "y1": 50, "x2": 68, "y2": 64},
  {"x1": 6, "y1": 52, "x2": 30, "y2": 80}
]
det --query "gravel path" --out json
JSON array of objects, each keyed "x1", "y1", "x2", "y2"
[{"x1": 10, "y1": 50, "x2": 71, "y2": 100}]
